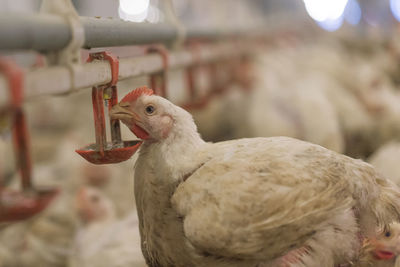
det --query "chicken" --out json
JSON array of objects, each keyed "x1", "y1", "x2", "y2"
[
  {"x1": 0, "y1": 134, "x2": 108, "y2": 267},
  {"x1": 289, "y1": 75, "x2": 344, "y2": 153},
  {"x1": 0, "y1": 222, "x2": 27, "y2": 266},
  {"x1": 0, "y1": 190, "x2": 79, "y2": 267},
  {"x1": 245, "y1": 57, "x2": 301, "y2": 139},
  {"x1": 69, "y1": 186, "x2": 146, "y2": 267},
  {"x1": 358, "y1": 223, "x2": 400, "y2": 267},
  {"x1": 80, "y1": 162, "x2": 111, "y2": 187},
  {"x1": 186, "y1": 66, "x2": 240, "y2": 142},
  {"x1": 245, "y1": 48, "x2": 344, "y2": 153},
  {"x1": 297, "y1": 42, "x2": 377, "y2": 158},
  {"x1": 110, "y1": 87, "x2": 400, "y2": 267},
  {"x1": 369, "y1": 142, "x2": 400, "y2": 185},
  {"x1": 316, "y1": 71, "x2": 375, "y2": 158},
  {"x1": 365, "y1": 143, "x2": 400, "y2": 267}
]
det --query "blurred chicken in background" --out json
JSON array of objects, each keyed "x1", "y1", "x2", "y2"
[{"x1": 69, "y1": 186, "x2": 145, "y2": 267}]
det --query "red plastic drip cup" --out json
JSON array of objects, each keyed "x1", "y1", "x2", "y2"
[
  {"x1": 0, "y1": 58, "x2": 59, "y2": 222},
  {"x1": 75, "y1": 51, "x2": 142, "y2": 165}
]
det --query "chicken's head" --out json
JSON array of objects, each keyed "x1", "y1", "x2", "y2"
[
  {"x1": 368, "y1": 223, "x2": 400, "y2": 261},
  {"x1": 76, "y1": 186, "x2": 115, "y2": 224},
  {"x1": 110, "y1": 86, "x2": 197, "y2": 142},
  {"x1": 80, "y1": 162, "x2": 111, "y2": 187}
]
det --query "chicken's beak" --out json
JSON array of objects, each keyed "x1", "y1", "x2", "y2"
[{"x1": 109, "y1": 102, "x2": 139, "y2": 121}]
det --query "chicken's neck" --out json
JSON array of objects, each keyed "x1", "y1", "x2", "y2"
[
  {"x1": 139, "y1": 119, "x2": 207, "y2": 183},
  {"x1": 134, "y1": 122, "x2": 209, "y2": 266}
]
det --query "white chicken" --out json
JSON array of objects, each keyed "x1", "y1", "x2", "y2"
[
  {"x1": 246, "y1": 55, "x2": 301, "y2": 139},
  {"x1": 298, "y1": 41, "x2": 377, "y2": 158},
  {"x1": 110, "y1": 87, "x2": 400, "y2": 267},
  {"x1": 246, "y1": 47, "x2": 344, "y2": 153},
  {"x1": 186, "y1": 66, "x2": 241, "y2": 142},
  {"x1": 0, "y1": 133, "x2": 113, "y2": 267},
  {"x1": 358, "y1": 223, "x2": 400, "y2": 267},
  {"x1": 0, "y1": 190, "x2": 78, "y2": 267},
  {"x1": 364, "y1": 142, "x2": 400, "y2": 267},
  {"x1": 69, "y1": 186, "x2": 146, "y2": 267},
  {"x1": 329, "y1": 51, "x2": 400, "y2": 156},
  {"x1": 290, "y1": 74, "x2": 344, "y2": 153},
  {"x1": 314, "y1": 71, "x2": 375, "y2": 158},
  {"x1": 369, "y1": 142, "x2": 400, "y2": 185}
]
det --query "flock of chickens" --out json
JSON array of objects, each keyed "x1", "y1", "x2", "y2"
[{"x1": 2, "y1": 33, "x2": 400, "y2": 267}]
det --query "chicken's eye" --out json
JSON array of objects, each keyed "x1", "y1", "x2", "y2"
[
  {"x1": 145, "y1": 105, "x2": 155, "y2": 115},
  {"x1": 385, "y1": 231, "x2": 391, "y2": 238}
]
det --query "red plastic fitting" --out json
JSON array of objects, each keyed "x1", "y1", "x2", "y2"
[
  {"x1": 0, "y1": 57, "x2": 58, "y2": 223},
  {"x1": 76, "y1": 51, "x2": 141, "y2": 165}
]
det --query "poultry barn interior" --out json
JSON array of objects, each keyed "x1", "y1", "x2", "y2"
[{"x1": 3, "y1": 0, "x2": 400, "y2": 266}]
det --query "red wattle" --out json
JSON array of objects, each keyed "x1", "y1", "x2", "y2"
[
  {"x1": 131, "y1": 124, "x2": 149, "y2": 140},
  {"x1": 373, "y1": 250, "x2": 395, "y2": 260}
]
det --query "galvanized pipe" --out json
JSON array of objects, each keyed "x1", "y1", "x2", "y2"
[
  {"x1": 0, "y1": 14, "x2": 71, "y2": 52},
  {"x1": 0, "y1": 14, "x2": 257, "y2": 52},
  {"x1": 0, "y1": 42, "x2": 248, "y2": 106},
  {"x1": 82, "y1": 17, "x2": 178, "y2": 49}
]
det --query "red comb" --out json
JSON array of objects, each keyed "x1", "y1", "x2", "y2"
[{"x1": 121, "y1": 86, "x2": 154, "y2": 103}]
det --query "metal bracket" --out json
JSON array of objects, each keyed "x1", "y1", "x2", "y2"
[
  {"x1": 161, "y1": 0, "x2": 187, "y2": 49},
  {"x1": 145, "y1": 45, "x2": 169, "y2": 98},
  {"x1": 40, "y1": 0, "x2": 85, "y2": 66},
  {"x1": 40, "y1": 0, "x2": 85, "y2": 92}
]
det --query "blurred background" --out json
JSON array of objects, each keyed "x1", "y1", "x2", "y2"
[
  {"x1": 2, "y1": 0, "x2": 400, "y2": 266},
  {"x1": 1, "y1": 0, "x2": 399, "y2": 30}
]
